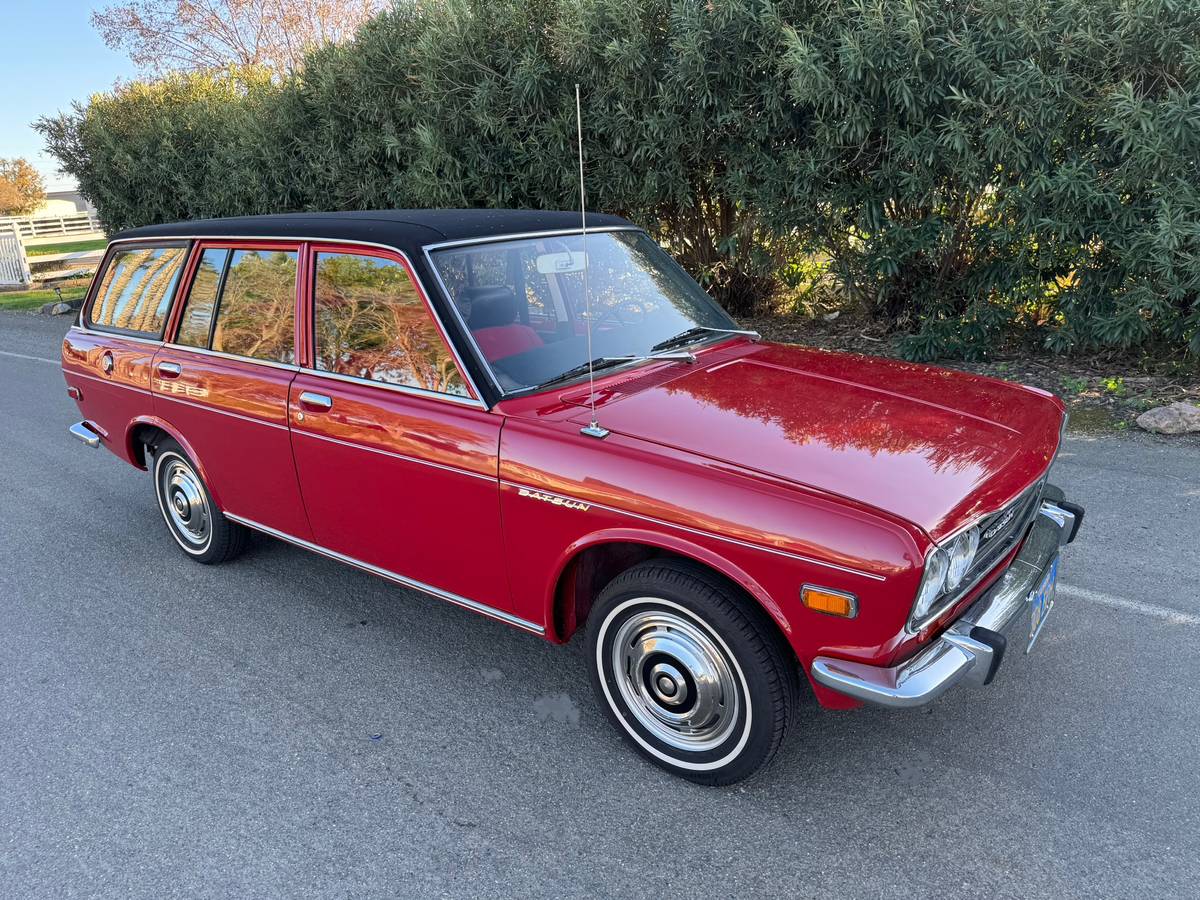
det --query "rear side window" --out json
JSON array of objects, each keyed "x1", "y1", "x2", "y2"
[
  {"x1": 174, "y1": 247, "x2": 297, "y2": 364},
  {"x1": 212, "y1": 250, "x2": 297, "y2": 363},
  {"x1": 89, "y1": 245, "x2": 187, "y2": 337},
  {"x1": 312, "y1": 251, "x2": 469, "y2": 397},
  {"x1": 175, "y1": 248, "x2": 228, "y2": 348}
]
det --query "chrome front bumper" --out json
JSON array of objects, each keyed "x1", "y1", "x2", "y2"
[{"x1": 811, "y1": 496, "x2": 1081, "y2": 709}]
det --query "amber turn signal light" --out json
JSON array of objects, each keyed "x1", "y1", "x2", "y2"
[{"x1": 801, "y1": 585, "x2": 858, "y2": 618}]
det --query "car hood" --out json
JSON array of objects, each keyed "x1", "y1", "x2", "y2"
[{"x1": 561, "y1": 342, "x2": 1064, "y2": 539}]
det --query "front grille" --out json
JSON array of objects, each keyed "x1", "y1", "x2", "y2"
[
  {"x1": 964, "y1": 479, "x2": 1046, "y2": 587},
  {"x1": 910, "y1": 478, "x2": 1048, "y2": 632}
]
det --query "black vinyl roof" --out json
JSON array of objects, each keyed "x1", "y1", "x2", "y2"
[{"x1": 114, "y1": 209, "x2": 635, "y2": 253}]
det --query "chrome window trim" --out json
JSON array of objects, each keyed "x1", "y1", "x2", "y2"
[
  {"x1": 160, "y1": 342, "x2": 301, "y2": 372},
  {"x1": 421, "y1": 227, "x2": 645, "y2": 399},
  {"x1": 500, "y1": 479, "x2": 886, "y2": 581},
  {"x1": 297, "y1": 366, "x2": 485, "y2": 409},
  {"x1": 80, "y1": 240, "x2": 191, "y2": 341},
  {"x1": 223, "y1": 512, "x2": 544, "y2": 635},
  {"x1": 422, "y1": 225, "x2": 640, "y2": 252},
  {"x1": 292, "y1": 428, "x2": 494, "y2": 481},
  {"x1": 102, "y1": 234, "x2": 489, "y2": 406},
  {"x1": 74, "y1": 325, "x2": 165, "y2": 349}
]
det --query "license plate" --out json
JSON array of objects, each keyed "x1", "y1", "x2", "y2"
[{"x1": 1027, "y1": 556, "x2": 1059, "y2": 653}]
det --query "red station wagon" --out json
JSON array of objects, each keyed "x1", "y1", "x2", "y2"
[{"x1": 62, "y1": 210, "x2": 1083, "y2": 784}]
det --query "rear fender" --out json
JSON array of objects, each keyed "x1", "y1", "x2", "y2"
[{"x1": 125, "y1": 415, "x2": 225, "y2": 511}]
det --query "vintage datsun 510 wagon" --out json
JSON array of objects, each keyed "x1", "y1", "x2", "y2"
[{"x1": 62, "y1": 210, "x2": 1083, "y2": 784}]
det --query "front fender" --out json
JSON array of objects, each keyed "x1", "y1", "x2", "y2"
[{"x1": 544, "y1": 526, "x2": 791, "y2": 643}]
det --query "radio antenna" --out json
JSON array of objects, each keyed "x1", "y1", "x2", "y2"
[{"x1": 576, "y1": 84, "x2": 609, "y2": 439}]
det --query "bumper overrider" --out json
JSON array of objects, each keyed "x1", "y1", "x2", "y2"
[{"x1": 811, "y1": 485, "x2": 1084, "y2": 709}]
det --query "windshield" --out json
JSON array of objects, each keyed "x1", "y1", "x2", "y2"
[{"x1": 428, "y1": 230, "x2": 738, "y2": 392}]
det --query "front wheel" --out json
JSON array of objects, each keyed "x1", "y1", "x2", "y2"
[
  {"x1": 586, "y1": 559, "x2": 799, "y2": 785},
  {"x1": 151, "y1": 438, "x2": 248, "y2": 564}
]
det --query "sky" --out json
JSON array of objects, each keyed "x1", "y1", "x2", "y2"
[{"x1": 1, "y1": 1, "x2": 136, "y2": 191}]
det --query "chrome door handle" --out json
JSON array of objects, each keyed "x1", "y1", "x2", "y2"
[
  {"x1": 298, "y1": 391, "x2": 333, "y2": 410},
  {"x1": 157, "y1": 361, "x2": 182, "y2": 377}
]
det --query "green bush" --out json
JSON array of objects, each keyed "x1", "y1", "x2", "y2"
[{"x1": 37, "y1": 0, "x2": 1200, "y2": 357}]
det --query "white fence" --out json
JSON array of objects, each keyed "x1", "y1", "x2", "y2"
[
  {"x1": 0, "y1": 226, "x2": 33, "y2": 288},
  {"x1": 0, "y1": 211, "x2": 104, "y2": 242}
]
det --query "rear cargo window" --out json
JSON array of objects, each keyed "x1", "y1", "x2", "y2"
[
  {"x1": 207, "y1": 249, "x2": 297, "y2": 364},
  {"x1": 88, "y1": 245, "x2": 187, "y2": 337}
]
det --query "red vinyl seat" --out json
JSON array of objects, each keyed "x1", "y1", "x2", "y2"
[
  {"x1": 463, "y1": 286, "x2": 544, "y2": 362},
  {"x1": 474, "y1": 323, "x2": 545, "y2": 361}
]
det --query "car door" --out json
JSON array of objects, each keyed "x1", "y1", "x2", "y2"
[
  {"x1": 287, "y1": 244, "x2": 514, "y2": 616},
  {"x1": 151, "y1": 241, "x2": 311, "y2": 540}
]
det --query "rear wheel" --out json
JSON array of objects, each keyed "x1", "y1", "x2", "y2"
[
  {"x1": 151, "y1": 438, "x2": 247, "y2": 564},
  {"x1": 586, "y1": 559, "x2": 799, "y2": 785}
]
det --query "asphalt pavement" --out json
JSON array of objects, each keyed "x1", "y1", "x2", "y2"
[{"x1": 2, "y1": 310, "x2": 1198, "y2": 899}]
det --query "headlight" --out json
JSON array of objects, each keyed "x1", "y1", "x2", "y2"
[
  {"x1": 944, "y1": 526, "x2": 981, "y2": 590},
  {"x1": 911, "y1": 547, "x2": 949, "y2": 622}
]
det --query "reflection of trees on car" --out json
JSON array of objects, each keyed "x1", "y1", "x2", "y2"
[
  {"x1": 315, "y1": 254, "x2": 467, "y2": 396},
  {"x1": 94, "y1": 247, "x2": 186, "y2": 333},
  {"x1": 211, "y1": 251, "x2": 296, "y2": 363}
]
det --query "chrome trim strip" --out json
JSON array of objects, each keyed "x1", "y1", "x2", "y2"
[
  {"x1": 74, "y1": 326, "x2": 164, "y2": 348},
  {"x1": 154, "y1": 391, "x2": 289, "y2": 431},
  {"x1": 65, "y1": 369, "x2": 153, "y2": 395},
  {"x1": 292, "y1": 429, "x2": 495, "y2": 482},
  {"x1": 160, "y1": 342, "x2": 301, "y2": 372},
  {"x1": 69, "y1": 421, "x2": 101, "y2": 448},
  {"x1": 103, "y1": 234, "x2": 489, "y2": 404},
  {"x1": 812, "y1": 499, "x2": 1072, "y2": 708},
  {"x1": 421, "y1": 226, "x2": 640, "y2": 252},
  {"x1": 296, "y1": 366, "x2": 486, "y2": 409},
  {"x1": 224, "y1": 512, "x2": 544, "y2": 635},
  {"x1": 500, "y1": 480, "x2": 886, "y2": 581}
]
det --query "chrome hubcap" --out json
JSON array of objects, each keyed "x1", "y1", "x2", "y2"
[
  {"x1": 162, "y1": 459, "x2": 209, "y2": 546},
  {"x1": 610, "y1": 607, "x2": 741, "y2": 752}
]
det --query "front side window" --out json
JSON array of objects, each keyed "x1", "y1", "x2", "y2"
[
  {"x1": 428, "y1": 230, "x2": 736, "y2": 392},
  {"x1": 313, "y1": 252, "x2": 469, "y2": 397},
  {"x1": 209, "y1": 249, "x2": 297, "y2": 364},
  {"x1": 89, "y1": 245, "x2": 187, "y2": 337}
]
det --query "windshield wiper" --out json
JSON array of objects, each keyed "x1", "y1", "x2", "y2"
[
  {"x1": 651, "y1": 326, "x2": 761, "y2": 353},
  {"x1": 538, "y1": 351, "x2": 695, "y2": 389}
]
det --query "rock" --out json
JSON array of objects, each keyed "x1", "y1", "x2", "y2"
[
  {"x1": 49, "y1": 302, "x2": 75, "y2": 316},
  {"x1": 1136, "y1": 402, "x2": 1200, "y2": 435}
]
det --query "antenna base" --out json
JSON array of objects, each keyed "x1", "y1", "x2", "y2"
[{"x1": 580, "y1": 423, "x2": 610, "y2": 439}]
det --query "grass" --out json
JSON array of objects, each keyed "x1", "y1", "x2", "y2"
[
  {"x1": 0, "y1": 286, "x2": 87, "y2": 311},
  {"x1": 25, "y1": 238, "x2": 107, "y2": 257}
]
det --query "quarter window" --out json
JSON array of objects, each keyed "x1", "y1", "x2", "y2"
[
  {"x1": 208, "y1": 249, "x2": 297, "y2": 364},
  {"x1": 89, "y1": 245, "x2": 187, "y2": 337},
  {"x1": 313, "y1": 252, "x2": 468, "y2": 397}
]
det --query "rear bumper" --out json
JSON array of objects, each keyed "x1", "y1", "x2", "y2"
[
  {"x1": 69, "y1": 420, "x2": 102, "y2": 449},
  {"x1": 810, "y1": 493, "x2": 1081, "y2": 709}
]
